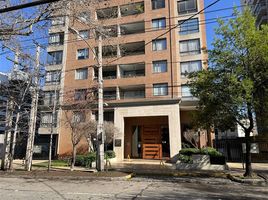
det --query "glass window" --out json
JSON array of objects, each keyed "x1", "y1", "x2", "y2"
[
  {"x1": 47, "y1": 51, "x2": 63, "y2": 65},
  {"x1": 51, "y1": 17, "x2": 65, "y2": 26},
  {"x1": 72, "y1": 112, "x2": 86, "y2": 123},
  {"x1": 45, "y1": 71, "x2": 61, "y2": 83},
  {"x1": 181, "y1": 85, "x2": 192, "y2": 97},
  {"x1": 153, "y1": 60, "x2": 167, "y2": 73},
  {"x1": 153, "y1": 83, "x2": 168, "y2": 96},
  {"x1": 179, "y1": 39, "x2": 200, "y2": 56},
  {"x1": 152, "y1": 38, "x2": 167, "y2": 51},
  {"x1": 75, "y1": 68, "x2": 88, "y2": 80},
  {"x1": 74, "y1": 89, "x2": 87, "y2": 101},
  {"x1": 77, "y1": 48, "x2": 89, "y2": 60},
  {"x1": 49, "y1": 33, "x2": 64, "y2": 45},
  {"x1": 179, "y1": 18, "x2": 199, "y2": 35},
  {"x1": 152, "y1": 18, "x2": 166, "y2": 29},
  {"x1": 78, "y1": 11, "x2": 90, "y2": 22},
  {"x1": 44, "y1": 91, "x2": 59, "y2": 105},
  {"x1": 152, "y1": 0, "x2": 165, "y2": 10},
  {"x1": 41, "y1": 112, "x2": 57, "y2": 127},
  {"x1": 78, "y1": 30, "x2": 89, "y2": 39},
  {"x1": 178, "y1": 0, "x2": 197, "y2": 15},
  {"x1": 180, "y1": 60, "x2": 201, "y2": 78}
]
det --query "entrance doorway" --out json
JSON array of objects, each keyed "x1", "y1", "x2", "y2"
[{"x1": 125, "y1": 116, "x2": 170, "y2": 160}]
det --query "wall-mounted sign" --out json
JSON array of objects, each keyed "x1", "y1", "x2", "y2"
[
  {"x1": 33, "y1": 145, "x2": 42, "y2": 154},
  {"x1": 114, "y1": 139, "x2": 121, "y2": 147},
  {"x1": 242, "y1": 143, "x2": 259, "y2": 154}
]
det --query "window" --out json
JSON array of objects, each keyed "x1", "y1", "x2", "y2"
[
  {"x1": 77, "y1": 48, "x2": 89, "y2": 60},
  {"x1": 179, "y1": 39, "x2": 200, "y2": 55},
  {"x1": 72, "y1": 112, "x2": 86, "y2": 123},
  {"x1": 153, "y1": 60, "x2": 167, "y2": 73},
  {"x1": 180, "y1": 60, "x2": 201, "y2": 78},
  {"x1": 75, "y1": 68, "x2": 88, "y2": 80},
  {"x1": 152, "y1": 38, "x2": 167, "y2": 51},
  {"x1": 51, "y1": 17, "x2": 65, "y2": 26},
  {"x1": 79, "y1": 30, "x2": 89, "y2": 39},
  {"x1": 74, "y1": 89, "x2": 87, "y2": 101},
  {"x1": 45, "y1": 71, "x2": 61, "y2": 84},
  {"x1": 181, "y1": 85, "x2": 192, "y2": 97},
  {"x1": 152, "y1": 0, "x2": 165, "y2": 10},
  {"x1": 78, "y1": 11, "x2": 90, "y2": 22},
  {"x1": 47, "y1": 51, "x2": 63, "y2": 65},
  {"x1": 153, "y1": 83, "x2": 168, "y2": 96},
  {"x1": 178, "y1": 0, "x2": 197, "y2": 15},
  {"x1": 44, "y1": 91, "x2": 59, "y2": 105},
  {"x1": 179, "y1": 18, "x2": 199, "y2": 35},
  {"x1": 49, "y1": 33, "x2": 64, "y2": 45},
  {"x1": 41, "y1": 112, "x2": 57, "y2": 127},
  {"x1": 152, "y1": 18, "x2": 166, "y2": 29}
]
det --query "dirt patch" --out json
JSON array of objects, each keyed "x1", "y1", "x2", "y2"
[{"x1": 0, "y1": 169, "x2": 130, "y2": 180}]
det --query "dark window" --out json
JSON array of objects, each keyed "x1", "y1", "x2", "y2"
[
  {"x1": 47, "y1": 51, "x2": 63, "y2": 65},
  {"x1": 178, "y1": 0, "x2": 197, "y2": 15},
  {"x1": 153, "y1": 60, "x2": 167, "y2": 73},
  {"x1": 152, "y1": 0, "x2": 165, "y2": 10},
  {"x1": 152, "y1": 18, "x2": 166, "y2": 29},
  {"x1": 179, "y1": 18, "x2": 199, "y2": 35},
  {"x1": 74, "y1": 89, "x2": 88, "y2": 101}
]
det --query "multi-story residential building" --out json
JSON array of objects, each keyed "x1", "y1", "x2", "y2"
[
  {"x1": 43, "y1": 0, "x2": 209, "y2": 160},
  {"x1": 0, "y1": 72, "x2": 8, "y2": 158},
  {"x1": 241, "y1": 0, "x2": 268, "y2": 27}
]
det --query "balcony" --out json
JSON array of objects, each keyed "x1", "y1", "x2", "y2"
[
  {"x1": 96, "y1": 45, "x2": 117, "y2": 58},
  {"x1": 103, "y1": 88, "x2": 117, "y2": 100},
  {"x1": 120, "y1": 85, "x2": 145, "y2": 99},
  {"x1": 120, "y1": 21, "x2": 145, "y2": 36},
  {"x1": 119, "y1": 63, "x2": 145, "y2": 78},
  {"x1": 103, "y1": 65, "x2": 117, "y2": 80},
  {"x1": 120, "y1": 41, "x2": 145, "y2": 56},
  {"x1": 97, "y1": 6, "x2": 118, "y2": 20},
  {"x1": 120, "y1": 2, "x2": 144, "y2": 17}
]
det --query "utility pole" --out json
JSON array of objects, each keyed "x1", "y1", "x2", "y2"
[
  {"x1": 48, "y1": 71, "x2": 60, "y2": 171},
  {"x1": 96, "y1": 35, "x2": 104, "y2": 171},
  {"x1": 25, "y1": 45, "x2": 41, "y2": 171}
]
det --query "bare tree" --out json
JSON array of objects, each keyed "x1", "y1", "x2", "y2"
[{"x1": 183, "y1": 129, "x2": 199, "y2": 149}]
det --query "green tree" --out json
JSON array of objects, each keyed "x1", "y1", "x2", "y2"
[{"x1": 188, "y1": 9, "x2": 268, "y2": 177}]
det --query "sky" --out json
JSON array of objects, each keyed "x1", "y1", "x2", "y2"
[{"x1": 0, "y1": 0, "x2": 242, "y2": 73}]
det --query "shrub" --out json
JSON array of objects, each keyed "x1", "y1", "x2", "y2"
[
  {"x1": 75, "y1": 151, "x2": 116, "y2": 167},
  {"x1": 200, "y1": 147, "x2": 223, "y2": 157},
  {"x1": 105, "y1": 150, "x2": 116, "y2": 159},
  {"x1": 179, "y1": 148, "x2": 200, "y2": 156},
  {"x1": 178, "y1": 154, "x2": 193, "y2": 163}
]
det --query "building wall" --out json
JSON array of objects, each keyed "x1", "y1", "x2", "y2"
[{"x1": 45, "y1": 0, "x2": 208, "y2": 157}]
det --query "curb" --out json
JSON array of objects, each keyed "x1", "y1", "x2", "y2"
[{"x1": 227, "y1": 174, "x2": 267, "y2": 186}]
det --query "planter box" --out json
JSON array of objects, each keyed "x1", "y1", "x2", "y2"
[
  {"x1": 210, "y1": 156, "x2": 226, "y2": 165},
  {"x1": 192, "y1": 154, "x2": 210, "y2": 165}
]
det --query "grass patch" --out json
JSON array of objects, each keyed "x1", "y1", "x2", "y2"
[{"x1": 32, "y1": 160, "x2": 69, "y2": 168}]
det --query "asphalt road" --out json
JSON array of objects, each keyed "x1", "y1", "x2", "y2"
[{"x1": 0, "y1": 176, "x2": 267, "y2": 200}]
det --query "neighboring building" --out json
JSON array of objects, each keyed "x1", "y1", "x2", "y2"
[
  {"x1": 241, "y1": 0, "x2": 268, "y2": 27},
  {"x1": 0, "y1": 72, "x2": 8, "y2": 158},
  {"x1": 43, "y1": 0, "x2": 209, "y2": 160}
]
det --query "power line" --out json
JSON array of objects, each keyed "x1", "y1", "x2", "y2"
[{"x1": 0, "y1": 0, "x2": 60, "y2": 14}]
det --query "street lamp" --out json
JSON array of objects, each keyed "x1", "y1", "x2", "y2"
[{"x1": 68, "y1": 27, "x2": 105, "y2": 171}]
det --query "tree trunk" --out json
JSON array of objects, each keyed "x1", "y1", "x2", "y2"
[
  {"x1": 9, "y1": 111, "x2": 21, "y2": 171},
  {"x1": 1, "y1": 100, "x2": 14, "y2": 171},
  {"x1": 71, "y1": 145, "x2": 77, "y2": 171},
  {"x1": 244, "y1": 129, "x2": 253, "y2": 177}
]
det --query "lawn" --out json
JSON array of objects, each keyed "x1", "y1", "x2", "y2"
[{"x1": 32, "y1": 160, "x2": 69, "y2": 168}]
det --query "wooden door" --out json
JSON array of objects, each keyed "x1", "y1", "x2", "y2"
[{"x1": 142, "y1": 126, "x2": 162, "y2": 159}]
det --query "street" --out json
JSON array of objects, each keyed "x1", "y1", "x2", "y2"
[{"x1": 0, "y1": 176, "x2": 267, "y2": 200}]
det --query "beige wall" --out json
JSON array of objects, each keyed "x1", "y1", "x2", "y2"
[{"x1": 114, "y1": 104, "x2": 181, "y2": 161}]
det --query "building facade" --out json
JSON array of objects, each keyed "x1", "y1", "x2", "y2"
[
  {"x1": 42, "y1": 0, "x2": 209, "y2": 160},
  {"x1": 241, "y1": 0, "x2": 268, "y2": 27}
]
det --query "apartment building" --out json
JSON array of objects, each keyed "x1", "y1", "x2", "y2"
[
  {"x1": 42, "y1": 0, "x2": 209, "y2": 160},
  {"x1": 241, "y1": 0, "x2": 268, "y2": 27}
]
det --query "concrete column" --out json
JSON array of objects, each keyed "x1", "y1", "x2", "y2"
[
  {"x1": 116, "y1": 86, "x2": 120, "y2": 100},
  {"x1": 168, "y1": 104, "x2": 181, "y2": 158},
  {"x1": 117, "y1": 65, "x2": 121, "y2": 79},
  {"x1": 114, "y1": 108, "x2": 124, "y2": 161}
]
